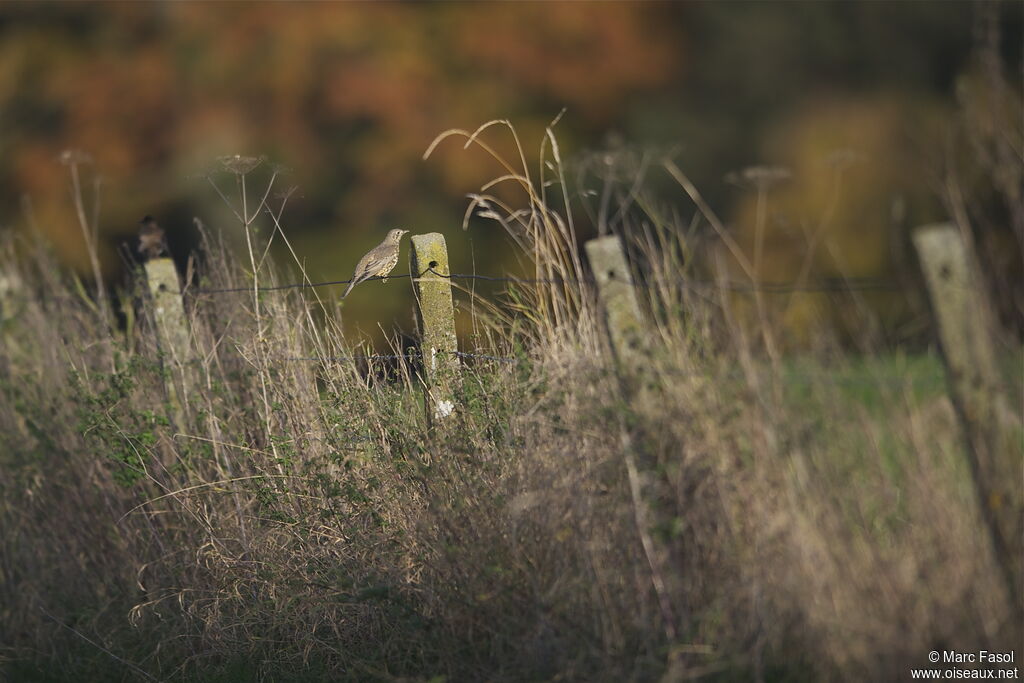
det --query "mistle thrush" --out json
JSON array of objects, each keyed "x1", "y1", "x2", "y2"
[
  {"x1": 138, "y1": 215, "x2": 168, "y2": 260},
  {"x1": 342, "y1": 228, "x2": 409, "y2": 299}
]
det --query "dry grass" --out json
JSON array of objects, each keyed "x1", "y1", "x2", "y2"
[{"x1": 0, "y1": 129, "x2": 1020, "y2": 683}]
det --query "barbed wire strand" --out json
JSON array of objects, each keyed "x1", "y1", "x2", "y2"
[
  {"x1": 195, "y1": 273, "x2": 414, "y2": 294},
  {"x1": 285, "y1": 353, "x2": 419, "y2": 362},
  {"x1": 191, "y1": 266, "x2": 910, "y2": 296},
  {"x1": 273, "y1": 347, "x2": 958, "y2": 386},
  {"x1": 429, "y1": 268, "x2": 904, "y2": 293},
  {"x1": 278, "y1": 351, "x2": 953, "y2": 387},
  {"x1": 282, "y1": 350, "x2": 517, "y2": 364},
  {"x1": 452, "y1": 350, "x2": 517, "y2": 363}
]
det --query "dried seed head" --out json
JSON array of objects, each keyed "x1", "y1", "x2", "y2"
[{"x1": 218, "y1": 154, "x2": 265, "y2": 175}]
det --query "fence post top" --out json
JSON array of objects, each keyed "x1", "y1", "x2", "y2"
[
  {"x1": 587, "y1": 234, "x2": 624, "y2": 247},
  {"x1": 410, "y1": 232, "x2": 448, "y2": 251},
  {"x1": 410, "y1": 233, "x2": 450, "y2": 276},
  {"x1": 911, "y1": 222, "x2": 957, "y2": 238},
  {"x1": 411, "y1": 232, "x2": 445, "y2": 241}
]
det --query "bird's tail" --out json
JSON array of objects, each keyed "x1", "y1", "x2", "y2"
[{"x1": 341, "y1": 279, "x2": 356, "y2": 299}]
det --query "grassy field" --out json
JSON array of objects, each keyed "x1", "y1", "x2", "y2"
[{"x1": 0, "y1": 136, "x2": 1021, "y2": 682}]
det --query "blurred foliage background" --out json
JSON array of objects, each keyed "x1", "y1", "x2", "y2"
[{"x1": 0, "y1": 1, "x2": 1020, "y2": 344}]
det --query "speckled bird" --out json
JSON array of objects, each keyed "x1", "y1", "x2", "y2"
[{"x1": 342, "y1": 229, "x2": 409, "y2": 299}]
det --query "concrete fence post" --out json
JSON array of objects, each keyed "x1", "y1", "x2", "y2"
[
  {"x1": 912, "y1": 222, "x2": 1021, "y2": 612},
  {"x1": 585, "y1": 235, "x2": 679, "y2": 638},
  {"x1": 409, "y1": 232, "x2": 460, "y2": 424},
  {"x1": 0, "y1": 268, "x2": 24, "y2": 348},
  {"x1": 585, "y1": 234, "x2": 646, "y2": 366},
  {"x1": 141, "y1": 251, "x2": 191, "y2": 429}
]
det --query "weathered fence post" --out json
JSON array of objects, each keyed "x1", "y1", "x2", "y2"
[
  {"x1": 912, "y1": 222, "x2": 1021, "y2": 611},
  {"x1": 141, "y1": 247, "x2": 191, "y2": 429},
  {"x1": 585, "y1": 235, "x2": 680, "y2": 640},
  {"x1": 410, "y1": 232, "x2": 460, "y2": 423},
  {"x1": 0, "y1": 268, "x2": 30, "y2": 438},
  {"x1": 0, "y1": 268, "x2": 23, "y2": 334},
  {"x1": 585, "y1": 234, "x2": 646, "y2": 365}
]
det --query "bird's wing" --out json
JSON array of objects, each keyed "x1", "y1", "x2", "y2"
[
  {"x1": 353, "y1": 252, "x2": 376, "y2": 280},
  {"x1": 342, "y1": 251, "x2": 377, "y2": 298}
]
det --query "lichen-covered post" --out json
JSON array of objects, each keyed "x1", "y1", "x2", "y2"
[
  {"x1": 410, "y1": 232, "x2": 460, "y2": 422},
  {"x1": 143, "y1": 254, "x2": 191, "y2": 428},
  {"x1": 913, "y1": 222, "x2": 1021, "y2": 612},
  {"x1": 585, "y1": 235, "x2": 646, "y2": 366}
]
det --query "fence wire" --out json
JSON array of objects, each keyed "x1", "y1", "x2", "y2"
[
  {"x1": 282, "y1": 350, "x2": 518, "y2": 364},
  {"x1": 433, "y1": 268, "x2": 905, "y2": 293},
  {"x1": 195, "y1": 273, "x2": 414, "y2": 294},
  {"x1": 273, "y1": 352, "x2": 954, "y2": 388},
  {"x1": 193, "y1": 267, "x2": 908, "y2": 297}
]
